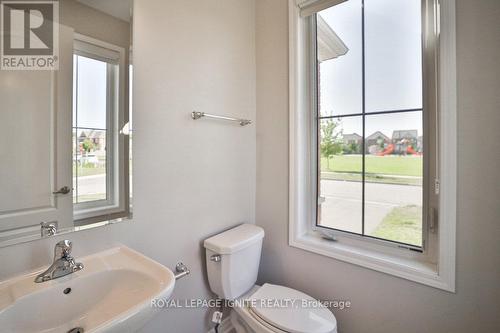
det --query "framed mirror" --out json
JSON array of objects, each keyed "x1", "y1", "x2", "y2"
[{"x1": 0, "y1": 0, "x2": 134, "y2": 247}]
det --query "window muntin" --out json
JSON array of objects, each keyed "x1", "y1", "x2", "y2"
[{"x1": 316, "y1": 0, "x2": 425, "y2": 248}]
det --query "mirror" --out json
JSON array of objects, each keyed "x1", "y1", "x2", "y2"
[{"x1": 0, "y1": 0, "x2": 133, "y2": 247}]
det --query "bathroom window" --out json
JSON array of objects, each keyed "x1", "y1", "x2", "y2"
[
  {"x1": 72, "y1": 35, "x2": 129, "y2": 222},
  {"x1": 315, "y1": 0, "x2": 429, "y2": 250},
  {"x1": 290, "y1": 0, "x2": 457, "y2": 291}
]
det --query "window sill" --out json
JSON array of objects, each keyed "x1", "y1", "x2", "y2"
[
  {"x1": 290, "y1": 232, "x2": 454, "y2": 292},
  {"x1": 74, "y1": 205, "x2": 128, "y2": 226}
]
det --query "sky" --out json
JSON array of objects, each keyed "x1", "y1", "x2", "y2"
[
  {"x1": 73, "y1": 55, "x2": 108, "y2": 130},
  {"x1": 318, "y1": 0, "x2": 423, "y2": 138}
]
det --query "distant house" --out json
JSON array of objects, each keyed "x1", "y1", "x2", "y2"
[
  {"x1": 78, "y1": 130, "x2": 106, "y2": 152},
  {"x1": 392, "y1": 130, "x2": 418, "y2": 142},
  {"x1": 391, "y1": 130, "x2": 418, "y2": 154},
  {"x1": 361, "y1": 129, "x2": 422, "y2": 155},
  {"x1": 342, "y1": 133, "x2": 362, "y2": 154},
  {"x1": 343, "y1": 133, "x2": 362, "y2": 145},
  {"x1": 366, "y1": 131, "x2": 390, "y2": 148}
]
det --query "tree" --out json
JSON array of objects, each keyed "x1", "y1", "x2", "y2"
[
  {"x1": 320, "y1": 119, "x2": 343, "y2": 170},
  {"x1": 343, "y1": 142, "x2": 360, "y2": 154},
  {"x1": 81, "y1": 139, "x2": 94, "y2": 155}
]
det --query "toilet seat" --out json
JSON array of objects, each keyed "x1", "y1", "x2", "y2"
[
  {"x1": 246, "y1": 309, "x2": 289, "y2": 332},
  {"x1": 245, "y1": 284, "x2": 337, "y2": 333}
]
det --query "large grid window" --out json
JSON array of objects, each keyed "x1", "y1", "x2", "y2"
[
  {"x1": 291, "y1": 0, "x2": 456, "y2": 291},
  {"x1": 315, "y1": 0, "x2": 430, "y2": 249}
]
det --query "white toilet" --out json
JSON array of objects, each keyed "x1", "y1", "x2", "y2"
[{"x1": 204, "y1": 224, "x2": 338, "y2": 333}]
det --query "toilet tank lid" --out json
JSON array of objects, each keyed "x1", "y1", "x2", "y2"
[{"x1": 204, "y1": 224, "x2": 264, "y2": 254}]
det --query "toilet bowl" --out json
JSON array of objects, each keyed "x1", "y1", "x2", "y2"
[
  {"x1": 230, "y1": 284, "x2": 337, "y2": 333},
  {"x1": 204, "y1": 224, "x2": 337, "y2": 333}
]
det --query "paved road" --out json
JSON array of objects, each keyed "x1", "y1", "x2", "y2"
[
  {"x1": 76, "y1": 175, "x2": 421, "y2": 236},
  {"x1": 73, "y1": 174, "x2": 106, "y2": 199},
  {"x1": 319, "y1": 180, "x2": 422, "y2": 234}
]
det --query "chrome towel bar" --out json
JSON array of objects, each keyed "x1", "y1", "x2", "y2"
[{"x1": 191, "y1": 111, "x2": 251, "y2": 126}]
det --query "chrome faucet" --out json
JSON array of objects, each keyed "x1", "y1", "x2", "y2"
[{"x1": 34, "y1": 240, "x2": 84, "y2": 283}]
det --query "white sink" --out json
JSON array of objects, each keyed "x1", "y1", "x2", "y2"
[{"x1": 0, "y1": 246, "x2": 176, "y2": 333}]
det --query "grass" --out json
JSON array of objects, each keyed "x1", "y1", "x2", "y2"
[
  {"x1": 370, "y1": 205, "x2": 422, "y2": 247},
  {"x1": 321, "y1": 155, "x2": 422, "y2": 176},
  {"x1": 73, "y1": 164, "x2": 106, "y2": 177},
  {"x1": 320, "y1": 155, "x2": 422, "y2": 186}
]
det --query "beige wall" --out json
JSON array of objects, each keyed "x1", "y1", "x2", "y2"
[
  {"x1": 255, "y1": 0, "x2": 500, "y2": 332},
  {"x1": 0, "y1": 0, "x2": 255, "y2": 332}
]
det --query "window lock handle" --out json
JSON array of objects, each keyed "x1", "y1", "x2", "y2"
[{"x1": 53, "y1": 186, "x2": 71, "y2": 195}]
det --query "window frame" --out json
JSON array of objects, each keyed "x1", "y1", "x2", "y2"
[
  {"x1": 72, "y1": 33, "x2": 129, "y2": 223},
  {"x1": 288, "y1": 0, "x2": 457, "y2": 291},
  {"x1": 312, "y1": 1, "x2": 430, "y2": 252}
]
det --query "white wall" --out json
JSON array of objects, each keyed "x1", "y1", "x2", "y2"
[
  {"x1": 0, "y1": 0, "x2": 256, "y2": 332},
  {"x1": 255, "y1": 0, "x2": 500, "y2": 332}
]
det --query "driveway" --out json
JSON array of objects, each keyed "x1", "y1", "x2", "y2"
[{"x1": 319, "y1": 180, "x2": 422, "y2": 234}]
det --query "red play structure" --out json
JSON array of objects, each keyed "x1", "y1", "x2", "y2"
[
  {"x1": 377, "y1": 144, "x2": 421, "y2": 156},
  {"x1": 406, "y1": 145, "x2": 421, "y2": 155},
  {"x1": 378, "y1": 144, "x2": 394, "y2": 156}
]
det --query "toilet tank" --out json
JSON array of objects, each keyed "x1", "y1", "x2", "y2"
[{"x1": 204, "y1": 224, "x2": 265, "y2": 300}]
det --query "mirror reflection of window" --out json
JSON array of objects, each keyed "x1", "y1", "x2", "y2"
[
  {"x1": 72, "y1": 35, "x2": 128, "y2": 223},
  {"x1": 73, "y1": 55, "x2": 109, "y2": 204},
  {"x1": 0, "y1": 0, "x2": 133, "y2": 245}
]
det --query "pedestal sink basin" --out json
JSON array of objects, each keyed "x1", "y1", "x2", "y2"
[{"x1": 0, "y1": 246, "x2": 176, "y2": 333}]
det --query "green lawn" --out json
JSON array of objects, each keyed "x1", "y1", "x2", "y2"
[
  {"x1": 321, "y1": 155, "x2": 422, "y2": 185},
  {"x1": 73, "y1": 164, "x2": 106, "y2": 177},
  {"x1": 321, "y1": 155, "x2": 422, "y2": 176},
  {"x1": 370, "y1": 205, "x2": 422, "y2": 247}
]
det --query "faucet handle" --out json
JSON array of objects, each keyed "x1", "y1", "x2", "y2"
[{"x1": 54, "y1": 240, "x2": 72, "y2": 259}]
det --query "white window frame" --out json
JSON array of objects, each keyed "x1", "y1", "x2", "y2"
[
  {"x1": 288, "y1": 0, "x2": 457, "y2": 291},
  {"x1": 72, "y1": 33, "x2": 128, "y2": 223}
]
